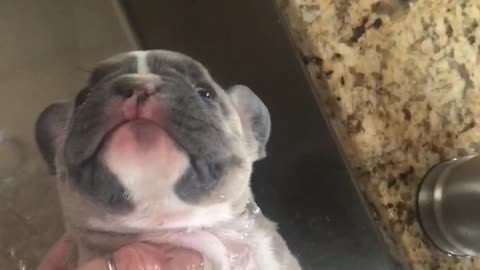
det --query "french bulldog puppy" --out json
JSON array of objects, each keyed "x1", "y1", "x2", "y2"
[{"x1": 35, "y1": 50, "x2": 302, "y2": 270}]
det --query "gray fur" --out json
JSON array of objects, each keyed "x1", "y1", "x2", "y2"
[
  {"x1": 35, "y1": 102, "x2": 69, "y2": 174},
  {"x1": 228, "y1": 85, "x2": 271, "y2": 159},
  {"x1": 48, "y1": 51, "x2": 234, "y2": 208},
  {"x1": 35, "y1": 50, "x2": 300, "y2": 269}
]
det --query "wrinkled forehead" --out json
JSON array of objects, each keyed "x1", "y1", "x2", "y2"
[{"x1": 89, "y1": 50, "x2": 210, "y2": 84}]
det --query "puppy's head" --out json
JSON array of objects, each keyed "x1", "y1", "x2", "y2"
[{"x1": 35, "y1": 50, "x2": 270, "y2": 232}]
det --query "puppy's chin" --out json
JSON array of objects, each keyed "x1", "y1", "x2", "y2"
[{"x1": 101, "y1": 119, "x2": 189, "y2": 199}]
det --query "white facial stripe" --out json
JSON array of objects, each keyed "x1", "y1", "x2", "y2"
[
  {"x1": 130, "y1": 51, "x2": 150, "y2": 74},
  {"x1": 122, "y1": 74, "x2": 162, "y2": 85}
]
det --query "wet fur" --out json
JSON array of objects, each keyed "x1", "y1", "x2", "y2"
[{"x1": 36, "y1": 50, "x2": 301, "y2": 269}]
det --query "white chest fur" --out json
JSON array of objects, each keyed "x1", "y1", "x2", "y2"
[{"x1": 74, "y1": 204, "x2": 282, "y2": 270}]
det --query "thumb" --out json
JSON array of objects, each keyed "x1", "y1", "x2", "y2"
[
  {"x1": 37, "y1": 235, "x2": 71, "y2": 270},
  {"x1": 77, "y1": 243, "x2": 204, "y2": 270}
]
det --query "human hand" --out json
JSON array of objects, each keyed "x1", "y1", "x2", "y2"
[{"x1": 37, "y1": 236, "x2": 204, "y2": 270}]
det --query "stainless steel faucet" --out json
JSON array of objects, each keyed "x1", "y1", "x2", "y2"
[{"x1": 418, "y1": 155, "x2": 480, "y2": 256}]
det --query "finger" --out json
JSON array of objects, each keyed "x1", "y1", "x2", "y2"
[
  {"x1": 77, "y1": 243, "x2": 204, "y2": 270},
  {"x1": 37, "y1": 235, "x2": 71, "y2": 270}
]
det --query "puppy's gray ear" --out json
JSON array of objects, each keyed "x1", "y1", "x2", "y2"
[
  {"x1": 228, "y1": 85, "x2": 271, "y2": 160},
  {"x1": 35, "y1": 102, "x2": 69, "y2": 174}
]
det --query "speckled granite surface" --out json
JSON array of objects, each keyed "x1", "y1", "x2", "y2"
[{"x1": 277, "y1": 0, "x2": 480, "y2": 269}]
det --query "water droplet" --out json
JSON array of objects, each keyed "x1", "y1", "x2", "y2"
[
  {"x1": 228, "y1": 252, "x2": 239, "y2": 264},
  {"x1": 0, "y1": 131, "x2": 23, "y2": 181},
  {"x1": 187, "y1": 264, "x2": 198, "y2": 270},
  {"x1": 18, "y1": 260, "x2": 26, "y2": 270},
  {"x1": 246, "y1": 201, "x2": 261, "y2": 215}
]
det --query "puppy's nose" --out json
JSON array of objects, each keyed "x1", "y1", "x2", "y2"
[{"x1": 116, "y1": 83, "x2": 157, "y2": 101}]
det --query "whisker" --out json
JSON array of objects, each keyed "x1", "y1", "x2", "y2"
[
  {"x1": 171, "y1": 108, "x2": 225, "y2": 134},
  {"x1": 75, "y1": 66, "x2": 93, "y2": 74}
]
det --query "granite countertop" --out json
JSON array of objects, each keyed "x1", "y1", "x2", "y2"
[{"x1": 278, "y1": 0, "x2": 480, "y2": 269}]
